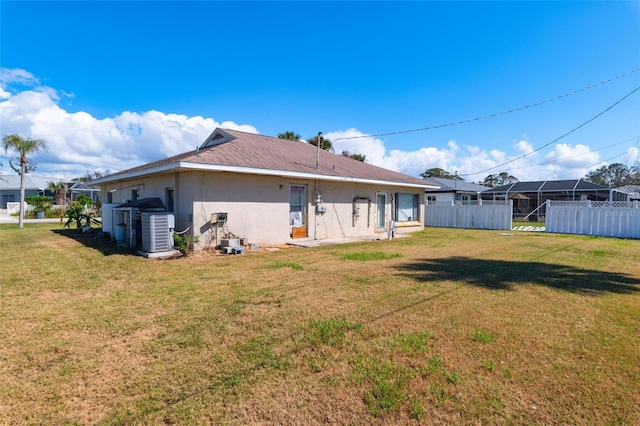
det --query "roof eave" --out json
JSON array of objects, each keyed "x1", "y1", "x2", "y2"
[
  {"x1": 91, "y1": 161, "x2": 435, "y2": 189},
  {"x1": 90, "y1": 162, "x2": 181, "y2": 185}
]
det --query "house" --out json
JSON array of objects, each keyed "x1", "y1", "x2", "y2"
[
  {"x1": 91, "y1": 128, "x2": 437, "y2": 250},
  {"x1": 69, "y1": 181, "x2": 101, "y2": 204},
  {"x1": 616, "y1": 184, "x2": 640, "y2": 201},
  {"x1": 482, "y1": 179, "x2": 628, "y2": 220},
  {"x1": 423, "y1": 178, "x2": 490, "y2": 204},
  {"x1": 0, "y1": 175, "x2": 58, "y2": 209}
]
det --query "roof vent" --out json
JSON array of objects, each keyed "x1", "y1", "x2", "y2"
[{"x1": 200, "y1": 128, "x2": 237, "y2": 149}]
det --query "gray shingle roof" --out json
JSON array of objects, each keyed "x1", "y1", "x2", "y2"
[
  {"x1": 615, "y1": 184, "x2": 640, "y2": 194},
  {"x1": 0, "y1": 175, "x2": 59, "y2": 191},
  {"x1": 424, "y1": 177, "x2": 490, "y2": 193},
  {"x1": 94, "y1": 128, "x2": 434, "y2": 188}
]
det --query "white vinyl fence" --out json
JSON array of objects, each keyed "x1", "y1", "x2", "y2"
[
  {"x1": 425, "y1": 200, "x2": 512, "y2": 230},
  {"x1": 6, "y1": 202, "x2": 24, "y2": 214},
  {"x1": 546, "y1": 200, "x2": 640, "y2": 239},
  {"x1": 6, "y1": 202, "x2": 67, "y2": 214}
]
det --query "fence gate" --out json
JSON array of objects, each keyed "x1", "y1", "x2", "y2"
[
  {"x1": 545, "y1": 200, "x2": 640, "y2": 239},
  {"x1": 424, "y1": 200, "x2": 512, "y2": 230}
]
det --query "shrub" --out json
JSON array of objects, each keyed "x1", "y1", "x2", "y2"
[
  {"x1": 25, "y1": 195, "x2": 53, "y2": 212},
  {"x1": 174, "y1": 233, "x2": 199, "y2": 254}
]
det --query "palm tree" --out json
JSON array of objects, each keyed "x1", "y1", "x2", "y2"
[
  {"x1": 277, "y1": 131, "x2": 301, "y2": 141},
  {"x1": 48, "y1": 180, "x2": 68, "y2": 206},
  {"x1": 307, "y1": 134, "x2": 334, "y2": 152},
  {"x1": 2, "y1": 134, "x2": 48, "y2": 228}
]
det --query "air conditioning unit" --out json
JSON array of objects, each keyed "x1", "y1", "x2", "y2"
[{"x1": 142, "y1": 212, "x2": 175, "y2": 252}]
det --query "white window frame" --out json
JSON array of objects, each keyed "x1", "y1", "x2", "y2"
[{"x1": 395, "y1": 193, "x2": 419, "y2": 223}]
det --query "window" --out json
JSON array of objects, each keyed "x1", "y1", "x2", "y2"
[
  {"x1": 131, "y1": 189, "x2": 140, "y2": 202},
  {"x1": 166, "y1": 188, "x2": 175, "y2": 212},
  {"x1": 426, "y1": 195, "x2": 437, "y2": 205},
  {"x1": 396, "y1": 193, "x2": 419, "y2": 222},
  {"x1": 107, "y1": 192, "x2": 113, "y2": 204}
]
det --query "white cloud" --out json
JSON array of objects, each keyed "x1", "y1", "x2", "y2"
[
  {"x1": 515, "y1": 139, "x2": 534, "y2": 155},
  {"x1": 0, "y1": 69, "x2": 257, "y2": 178},
  {"x1": 544, "y1": 143, "x2": 599, "y2": 169},
  {"x1": 326, "y1": 128, "x2": 467, "y2": 177},
  {"x1": 0, "y1": 68, "x2": 613, "y2": 183},
  {"x1": 0, "y1": 67, "x2": 39, "y2": 86}
]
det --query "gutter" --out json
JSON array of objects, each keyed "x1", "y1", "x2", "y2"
[{"x1": 91, "y1": 161, "x2": 437, "y2": 190}]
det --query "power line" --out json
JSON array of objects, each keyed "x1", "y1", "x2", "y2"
[
  {"x1": 487, "y1": 136, "x2": 639, "y2": 174},
  {"x1": 458, "y1": 85, "x2": 640, "y2": 177},
  {"x1": 623, "y1": 136, "x2": 640, "y2": 166},
  {"x1": 332, "y1": 67, "x2": 640, "y2": 142}
]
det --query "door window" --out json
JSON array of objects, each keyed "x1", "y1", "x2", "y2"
[{"x1": 289, "y1": 185, "x2": 306, "y2": 227}]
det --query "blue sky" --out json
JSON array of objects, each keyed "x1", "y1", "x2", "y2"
[{"x1": 1, "y1": 1, "x2": 639, "y2": 182}]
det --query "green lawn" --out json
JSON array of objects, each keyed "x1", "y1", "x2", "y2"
[{"x1": 1, "y1": 223, "x2": 639, "y2": 424}]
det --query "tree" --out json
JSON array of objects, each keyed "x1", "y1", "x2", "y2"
[
  {"x1": 483, "y1": 172, "x2": 518, "y2": 188},
  {"x1": 72, "y1": 171, "x2": 104, "y2": 183},
  {"x1": 2, "y1": 134, "x2": 48, "y2": 228},
  {"x1": 307, "y1": 134, "x2": 334, "y2": 152},
  {"x1": 630, "y1": 165, "x2": 640, "y2": 185},
  {"x1": 585, "y1": 163, "x2": 640, "y2": 187},
  {"x1": 277, "y1": 131, "x2": 301, "y2": 141},
  {"x1": 420, "y1": 168, "x2": 460, "y2": 180},
  {"x1": 48, "y1": 180, "x2": 68, "y2": 206},
  {"x1": 340, "y1": 151, "x2": 366, "y2": 162}
]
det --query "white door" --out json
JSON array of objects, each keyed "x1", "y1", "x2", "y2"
[{"x1": 289, "y1": 185, "x2": 307, "y2": 238}]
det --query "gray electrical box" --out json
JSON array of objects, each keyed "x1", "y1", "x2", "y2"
[{"x1": 210, "y1": 212, "x2": 228, "y2": 224}]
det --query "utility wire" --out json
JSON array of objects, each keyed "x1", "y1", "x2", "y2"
[
  {"x1": 332, "y1": 67, "x2": 640, "y2": 142},
  {"x1": 623, "y1": 136, "x2": 640, "y2": 166},
  {"x1": 479, "y1": 136, "x2": 639, "y2": 174},
  {"x1": 459, "y1": 85, "x2": 640, "y2": 178}
]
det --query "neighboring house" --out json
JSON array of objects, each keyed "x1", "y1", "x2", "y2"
[
  {"x1": 482, "y1": 179, "x2": 628, "y2": 220},
  {"x1": 423, "y1": 178, "x2": 490, "y2": 204},
  {"x1": 91, "y1": 128, "x2": 437, "y2": 250},
  {"x1": 616, "y1": 185, "x2": 640, "y2": 201},
  {"x1": 0, "y1": 175, "x2": 56, "y2": 209},
  {"x1": 69, "y1": 181, "x2": 101, "y2": 204}
]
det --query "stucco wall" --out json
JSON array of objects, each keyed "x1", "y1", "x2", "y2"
[
  {"x1": 100, "y1": 170, "x2": 424, "y2": 249},
  {"x1": 102, "y1": 174, "x2": 176, "y2": 206},
  {"x1": 181, "y1": 172, "x2": 424, "y2": 248}
]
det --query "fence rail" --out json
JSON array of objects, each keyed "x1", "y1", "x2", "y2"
[
  {"x1": 427, "y1": 200, "x2": 510, "y2": 207},
  {"x1": 548, "y1": 200, "x2": 638, "y2": 209}
]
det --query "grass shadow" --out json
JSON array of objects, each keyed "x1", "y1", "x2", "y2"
[
  {"x1": 51, "y1": 228, "x2": 138, "y2": 256},
  {"x1": 397, "y1": 256, "x2": 640, "y2": 295}
]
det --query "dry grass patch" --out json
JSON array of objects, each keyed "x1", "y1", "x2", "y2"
[{"x1": 1, "y1": 223, "x2": 639, "y2": 424}]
